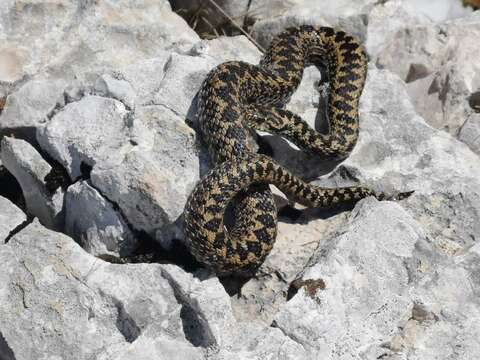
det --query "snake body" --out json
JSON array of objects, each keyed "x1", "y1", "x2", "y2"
[{"x1": 184, "y1": 26, "x2": 409, "y2": 275}]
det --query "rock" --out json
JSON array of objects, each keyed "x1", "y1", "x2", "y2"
[
  {"x1": 64, "y1": 181, "x2": 138, "y2": 258},
  {"x1": 36, "y1": 95, "x2": 152, "y2": 180},
  {"x1": 0, "y1": 0, "x2": 199, "y2": 92},
  {"x1": 114, "y1": 54, "x2": 172, "y2": 107},
  {"x1": 250, "y1": 0, "x2": 377, "y2": 49},
  {"x1": 95, "y1": 74, "x2": 136, "y2": 110},
  {"x1": 0, "y1": 219, "x2": 203, "y2": 360},
  {"x1": 160, "y1": 265, "x2": 308, "y2": 359},
  {"x1": 230, "y1": 210, "x2": 349, "y2": 325},
  {"x1": 36, "y1": 35, "x2": 264, "y2": 241},
  {"x1": 0, "y1": 219, "x2": 307, "y2": 359},
  {"x1": 0, "y1": 195, "x2": 27, "y2": 243},
  {"x1": 153, "y1": 53, "x2": 216, "y2": 120},
  {"x1": 273, "y1": 198, "x2": 480, "y2": 359},
  {"x1": 374, "y1": 12, "x2": 480, "y2": 135},
  {"x1": 403, "y1": 0, "x2": 473, "y2": 22},
  {"x1": 458, "y1": 113, "x2": 480, "y2": 155},
  {"x1": 188, "y1": 35, "x2": 262, "y2": 65},
  {"x1": 317, "y1": 67, "x2": 480, "y2": 249},
  {"x1": 366, "y1": 1, "x2": 433, "y2": 59},
  {"x1": 0, "y1": 137, "x2": 64, "y2": 230},
  {"x1": 0, "y1": 78, "x2": 67, "y2": 141}
]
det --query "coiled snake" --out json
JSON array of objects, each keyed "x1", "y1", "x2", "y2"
[{"x1": 184, "y1": 26, "x2": 411, "y2": 276}]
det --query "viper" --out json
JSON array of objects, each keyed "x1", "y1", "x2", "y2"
[{"x1": 184, "y1": 26, "x2": 411, "y2": 276}]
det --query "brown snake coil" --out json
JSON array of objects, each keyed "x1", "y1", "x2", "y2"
[{"x1": 184, "y1": 26, "x2": 412, "y2": 276}]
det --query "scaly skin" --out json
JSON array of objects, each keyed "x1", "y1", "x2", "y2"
[{"x1": 184, "y1": 26, "x2": 411, "y2": 275}]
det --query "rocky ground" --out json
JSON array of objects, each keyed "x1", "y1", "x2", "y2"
[{"x1": 1, "y1": 0, "x2": 480, "y2": 359}]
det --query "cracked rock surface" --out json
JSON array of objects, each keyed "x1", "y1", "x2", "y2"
[
  {"x1": 0, "y1": 195, "x2": 27, "y2": 243},
  {"x1": 1, "y1": 0, "x2": 480, "y2": 359}
]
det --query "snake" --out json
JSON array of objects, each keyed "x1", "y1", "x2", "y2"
[{"x1": 184, "y1": 25, "x2": 412, "y2": 276}]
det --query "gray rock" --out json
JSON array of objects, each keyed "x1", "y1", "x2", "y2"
[
  {"x1": 65, "y1": 181, "x2": 138, "y2": 258},
  {"x1": 0, "y1": 219, "x2": 307, "y2": 359},
  {"x1": 0, "y1": 0, "x2": 199, "y2": 91},
  {"x1": 0, "y1": 78, "x2": 67, "y2": 141},
  {"x1": 458, "y1": 113, "x2": 480, "y2": 155},
  {"x1": 0, "y1": 137, "x2": 64, "y2": 230},
  {"x1": 153, "y1": 53, "x2": 216, "y2": 119},
  {"x1": 250, "y1": 0, "x2": 377, "y2": 48},
  {"x1": 0, "y1": 195, "x2": 26, "y2": 243},
  {"x1": 274, "y1": 198, "x2": 480, "y2": 359},
  {"x1": 403, "y1": 0, "x2": 473, "y2": 22},
  {"x1": 319, "y1": 67, "x2": 480, "y2": 250},
  {"x1": 188, "y1": 35, "x2": 261, "y2": 65},
  {"x1": 160, "y1": 265, "x2": 308, "y2": 359},
  {"x1": 374, "y1": 12, "x2": 480, "y2": 135},
  {"x1": 95, "y1": 74, "x2": 136, "y2": 110},
  {"x1": 0, "y1": 219, "x2": 203, "y2": 360},
  {"x1": 366, "y1": 0, "x2": 433, "y2": 59},
  {"x1": 231, "y1": 211, "x2": 349, "y2": 325},
  {"x1": 115, "y1": 54, "x2": 172, "y2": 107},
  {"x1": 36, "y1": 95, "x2": 152, "y2": 180}
]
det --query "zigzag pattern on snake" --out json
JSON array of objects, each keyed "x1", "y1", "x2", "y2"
[{"x1": 184, "y1": 26, "x2": 412, "y2": 276}]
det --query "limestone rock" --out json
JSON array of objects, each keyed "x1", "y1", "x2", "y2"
[
  {"x1": 0, "y1": 195, "x2": 27, "y2": 244},
  {"x1": 458, "y1": 113, "x2": 480, "y2": 155},
  {"x1": 374, "y1": 12, "x2": 480, "y2": 135},
  {"x1": 0, "y1": 137, "x2": 64, "y2": 230},
  {"x1": 274, "y1": 198, "x2": 480, "y2": 359},
  {"x1": 65, "y1": 181, "x2": 138, "y2": 258},
  {"x1": 95, "y1": 74, "x2": 136, "y2": 110},
  {"x1": 0, "y1": 0, "x2": 198, "y2": 89},
  {"x1": 0, "y1": 79, "x2": 67, "y2": 141},
  {"x1": 0, "y1": 219, "x2": 307, "y2": 360},
  {"x1": 250, "y1": 0, "x2": 375, "y2": 49},
  {"x1": 0, "y1": 219, "x2": 203, "y2": 360},
  {"x1": 317, "y1": 67, "x2": 480, "y2": 251},
  {"x1": 36, "y1": 96, "x2": 147, "y2": 180}
]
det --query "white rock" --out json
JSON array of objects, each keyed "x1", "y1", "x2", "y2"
[
  {"x1": 0, "y1": 78, "x2": 67, "y2": 141},
  {"x1": 0, "y1": 219, "x2": 307, "y2": 359},
  {"x1": 403, "y1": 0, "x2": 473, "y2": 23},
  {"x1": 250, "y1": 0, "x2": 377, "y2": 48},
  {"x1": 117, "y1": 54, "x2": 172, "y2": 107},
  {"x1": 313, "y1": 66, "x2": 480, "y2": 266},
  {"x1": 188, "y1": 35, "x2": 262, "y2": 65},
  {"x1": 90, "y1": 105, "x2": 200, "y2": 237},
  {"x1": 366, "y1": 0, "x2": 433, "y2": 59},
  {"x1": 65, "y1": 181, "x2": 138, "y2": 258},
  {"x1": 458, "y1": 113, "x2": 480, "y2": 155},
  {"x1": 0, "y1": 195, "x2": 26, "y2": 243},
  {"x1": 274, "y1": 198, "x2": 480, "y2": 359},
  {"x1": 0, "y1": 219, "x2": 204, "y2": 360},
  {"x1": 231, "y1": 211, "x2": 349, "y2": 325},
  {"x1": 374, "y1": 12, "x2": 480, "y2": 135},
  {"x1": 0, "y1": 0, "x2": 199, "y2": 90},
  {"x1": 160, "y1": 265, "x2": 308, "y2": 359},
  {"x1": 95, "y1": 74, "x2": 137, "y2": 110},
  {"x1": 37, "y1": 95, "x2": 152, "y2": 180},
  {"x1": 0, "y1": 137, "x2": 64, "y2": 230},
  {"x1": 153, "y1": 53, "x2": 216, "y2": 119}
]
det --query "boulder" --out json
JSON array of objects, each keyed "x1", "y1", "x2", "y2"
[
  {"x1": 274, "y1": 198, "x2": 480, "y2": 359},
  {"x1": 0, "y1": 219, "x2": 307, "y2": 359},
  {"x1": 0, "y1": 137, "x2": 64, "y2": 230},
  {"x1": 65, "y1": 181, "x2": 138, "y2": 258}
]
